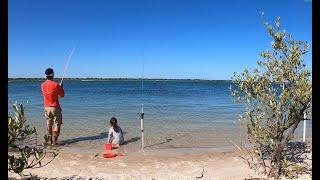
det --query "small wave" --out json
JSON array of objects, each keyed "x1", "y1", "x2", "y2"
[{"x1": 81, "y1": 80, "x2": 96, "y2": 82}]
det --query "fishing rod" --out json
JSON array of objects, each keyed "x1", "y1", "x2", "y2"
[{"x1": 60, "y1": 48, "x2": 75, "y2": 84}]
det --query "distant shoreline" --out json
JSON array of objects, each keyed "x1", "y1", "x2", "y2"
[{"x1": 8, "y1": 78, "x2": 232, "y2": 82}]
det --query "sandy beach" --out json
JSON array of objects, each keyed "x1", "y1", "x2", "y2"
[
  {"x1": 8, "y1": 144, "x2": 312, "y2": 180},
  {"x1": 9, "y1": 148, "x2": 255, "y2": 179}
]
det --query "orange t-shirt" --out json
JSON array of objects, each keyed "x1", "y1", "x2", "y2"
[{"x1": 41, "y1": 80, "x2": 64, "y2": 107}]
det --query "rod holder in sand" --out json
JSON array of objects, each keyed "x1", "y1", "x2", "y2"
[
  {"x1": 140, "y1": 104, "x2": 144, "y2": 149},
  {"x1": 303, "y1": 112, "x2": 306, "y2": 142}
]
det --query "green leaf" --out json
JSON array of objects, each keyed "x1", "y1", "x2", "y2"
[{"x1": 35, "y1": 152, "x2": 40, "y2": 159}]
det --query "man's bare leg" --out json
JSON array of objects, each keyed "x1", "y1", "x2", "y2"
[
  {"x1": 52, "y1": 124, "x2": 61, "y2": 145},
  {"x1": 47, "y1": 124, "x2": 53, "y2": 145}
]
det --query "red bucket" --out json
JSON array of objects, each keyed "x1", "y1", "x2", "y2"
[
  {"x1": 104, "y1": 143, "x2": 112, "y2": 150},
  {"x1": 102, "y1": 153, "x2": 118, "y2": 158}
]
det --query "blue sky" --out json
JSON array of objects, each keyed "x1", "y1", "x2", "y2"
[{"x1": 9, "y1": 0, "x2": 312, "y2": 80}]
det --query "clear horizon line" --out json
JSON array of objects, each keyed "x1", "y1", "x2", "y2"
[{"x1": 8, "y1": 77, "x2": 232, "y2": 81}]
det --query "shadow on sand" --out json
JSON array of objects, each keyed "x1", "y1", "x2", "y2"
[
  {"x1": 123, "y1": 137, "x2": 141, "y2": 145},
  {"x1": 145, "y1": 138, "x2": 173, "y2": 148},
  {"x1": 59, "y1": 132, "x2": 108, "y2": 145},
  {"x1": 58, "y1": 131, "x2": 141, "y2": 146}
]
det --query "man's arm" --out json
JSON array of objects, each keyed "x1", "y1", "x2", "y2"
[{"x1": 58, "y1": 83, "x2": 65, "y2": 97}]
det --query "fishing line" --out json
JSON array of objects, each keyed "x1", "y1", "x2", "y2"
[
  {"x1": 60, "y1": 47, "x2": 75, "y2": 84},
  {"x1": 141, "y1": 56, "x2": 144, "y2": 105}
]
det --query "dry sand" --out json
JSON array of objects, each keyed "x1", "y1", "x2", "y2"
[{"x1": 8, "y1": 146, "x2": 311, "y2": 180}]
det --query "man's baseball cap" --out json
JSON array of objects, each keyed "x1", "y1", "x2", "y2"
[{"x1": 45, "y1": 68, "x2": 54, "y2": 77}]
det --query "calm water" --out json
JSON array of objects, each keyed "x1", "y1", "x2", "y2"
[{"x1": 8, "y1": 80, "x2": 312, "y2": 153}]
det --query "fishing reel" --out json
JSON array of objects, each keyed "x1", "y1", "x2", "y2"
[{"x1": 138, "y1": 112, "x2": 144, "y2": 119}]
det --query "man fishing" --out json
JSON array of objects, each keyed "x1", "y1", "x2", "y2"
[{"x1": 41, "y1": 68, "x2": 64, "y2": 146}]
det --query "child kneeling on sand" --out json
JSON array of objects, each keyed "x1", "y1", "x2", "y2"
[{"x1": 107, "y1": 117, "x2": 124, "y2": 146}]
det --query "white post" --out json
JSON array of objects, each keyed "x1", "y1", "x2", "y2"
[
  {"x1": 303, "y1": 112, "x2": 306, "y2": 143},
  {"x1": 141, "y1": 104, "x2": 144, "y2": 149}
]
